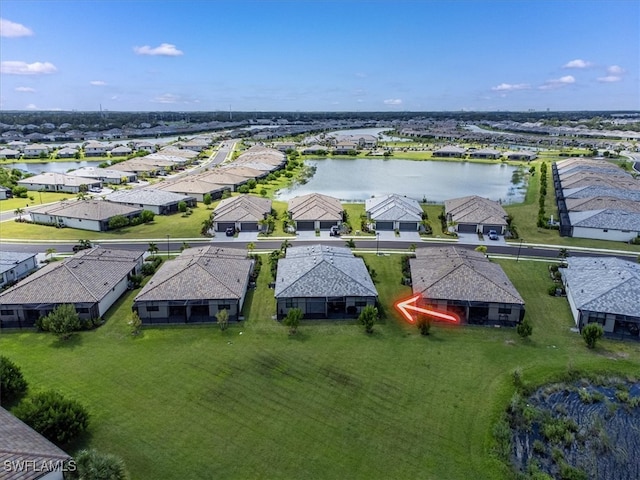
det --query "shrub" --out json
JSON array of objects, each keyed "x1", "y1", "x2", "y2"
[
  {"x1": 178, "y1": 201, "x2": 187, "y2": 213},
  {"x1": 358, "y1": 305, "x2": 378, "y2": 334},
  {"x1": 141, "y1": 262, "x2": 156, "y2": 276},
  {"x1": 283, "y1": 308, "x2": 302, "y2": 335},
  {"x1": 517, "y1": 317, "x2": 533, "y2": 339},
  {"x1": 68, "y1": 449, "x2": 129, "y2": 480},
  {"x1": 417, "y1": 317, "x2": 431, "y2": 336},
  {"x1": 14, "y1": 390, "x2": 89, "y2": 446},
  {"x1": 216, "y1": 309, "x2": 229, "y2": 331},
  {"x1": 108, "y1": 215, "x2": 130, "y2": 230},
  {"x1": 0, "y1": 356, "x2": 28, "y2": 405},
  {"x1": 140, "y1": 209, "x2": 155, "y2": 223},
  {"x1": 128, "y1": 311, "x2": 142, "y2": 336},
  {"x1": 582, "y1": 323, "x2": 604, "y2": 349},
  {"x1": 39, "y1": 304, "x2": 81, "y2": 340}
]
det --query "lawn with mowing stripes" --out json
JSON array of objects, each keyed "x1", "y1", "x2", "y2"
[{"x1": 1, "y1": 256, "x2": 639, "y2": 479}]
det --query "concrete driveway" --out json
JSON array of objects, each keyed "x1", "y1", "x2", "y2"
[{"x1": 456, "y1": 232, "x2": 507, "y2": 246}]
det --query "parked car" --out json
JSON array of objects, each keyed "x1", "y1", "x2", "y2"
[
  {"x1": 225, "y1": 227, "x2": 235, "y2": 237},
  {"x1": 330, "y1": 225, "x2": 341, "y2": 237},
  {"x1": 488, "y1": 230, "x2": 499, "y2": 240},
  {"x1": 89, "y1": 187, "x2": 102, "y2": 193},
  {"x1": 73, "y1": 241, "x2": 92, "y2": 252}
]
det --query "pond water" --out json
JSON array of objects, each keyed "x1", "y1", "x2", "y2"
[
  {"x1": 8, "y1": 161, "x2": 105, "y2": 175},
  {"x1": 276, "y1": 158, "x2": 527, "y2": 203}
]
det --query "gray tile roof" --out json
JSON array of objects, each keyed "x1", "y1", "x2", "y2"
[
  {"x1": 213, "y1": 194, "x2": 271, "y2": 223},
  {"x1": 275, "y1": 245, "x2": 377, "y2": 298},
  {"x1": 569, "y1": 209, "x2": 640, "y2": 231},
  {"x1": 410, "y1": 247, "x2": 524, "y2": 304},
  {"x1": 0, "y1": 251, "x2": 36, "y2": 276},
  {"x1": 561, "y1": 257, "x2": 640, "y2": 317},
  {"x1": 155, "y1": 175, "x2": 227, "y2": 195},
  {"x1": 289, "y1": 193, "x2": 343, "y2": 221},
  {"x1": 563, "y1": 186, "x2": 640, "y2": 202},
  {"x1": 566, "y1": 196, "x2": 640, "y2": 213},
  {"x1": 0, "y1": 407, "x2": 71, "y2": 480},
  {"x1": 30, "y1": 199, "x2": 142, "y2": 221},
  {"x1": 444, "y1": 195, "x2": 508, "y2": 226},
  {"x1": 134, "y1": 246, "x2": 252, "y2": 302},
  {"x1": 17, "y1": 172, "x2": 100, "y2": 187},
  {"x1": 0, "y1": 246, "x2": 142, "y2": 305},
  {"x1": 365, "y1": 194, "x2": 422, "y2": 222},
  {"x1": 106, "y1": 188, "x2": 195, "y2": 206}
]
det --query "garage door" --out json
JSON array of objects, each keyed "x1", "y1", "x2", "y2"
[
  {"x1": 482, "y1": 225, "x2": 501, "y2": 234},
  {"x1": 216, "y1": 222, "x2": 235, "y2": 232},
  {"x1": 399, "y1": 222, "x2": 417, "y2": 231},
  {"x1": 457, "y1": 223, "x2": 476, "y2": 233},
  {"x1": 375, "y1": 221, "x2": 394, "y2": 231},
  {"x1": 319, "y1": 221, "x2": 336, "y2": 230},
  {"x1": 296, "y1": 221, "x2": 315, "y2": 231},
  {"x1": 240, "y1": 222, "x2": 258, "y2": 231}
]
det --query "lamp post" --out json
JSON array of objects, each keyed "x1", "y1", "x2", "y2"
[
  {"x1": 376, "y1": 232, "x2": 380, "y2": 256},
  {"x1": 516, "y1": 238, "x2": 524, "y2": 262},
  {"x1": 166, "y1": 234, "x2": 170, "y2": 260}
]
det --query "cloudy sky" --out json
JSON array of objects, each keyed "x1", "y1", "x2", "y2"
[{"x1": 1, "y1": 0, "x2": 638, "y2": 112}]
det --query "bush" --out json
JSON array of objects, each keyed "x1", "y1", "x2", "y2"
[
  {"x1": 14, "y1": 390, "x2": 89, "y2": 446},
  {"x1": 0, "y1": 356, "x2": 28, "y2": 405},
  {"x1": 283, "y1": 308, "x2": 302, "y2": 335},
  {"x1": 141, "y1": 262, "x2": 156, "y2": 276},
  {"x1": 582, "y1": 323, "x2": 604, "y2": 349},
  {"x1": 39, "y1": 304, "x2": 81, "y2": 340},
  {"x1": 140, "y1": 209, "x2": 155, "y2": 223},
  {"x1": 68, "y1": 449, "x2": 129, "y2": 480},
  {"x1": 358, "y1": 305, "x2": 378, "y2": 334},
  {"x1": 517, "y1": 317, "x2": 533, "y2": 339}
]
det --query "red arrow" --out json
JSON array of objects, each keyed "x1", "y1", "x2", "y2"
[{"x1": 395, "y1": 294, "x2": 460, "y2": 324}]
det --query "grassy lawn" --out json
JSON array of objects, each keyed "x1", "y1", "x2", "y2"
[
  {"x1": 0, "y1": 192, "x2": 72, "y2": 212},
  {"x1": 2, "y1": 255, "x2": 639, "y2": 480}
]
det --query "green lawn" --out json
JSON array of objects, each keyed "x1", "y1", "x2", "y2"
[
  {"x1": 0, "y1": 192, "x2": 72, "y2": 212},
  {"x1": 2, "y1": 256, "x2": 638, "y2": 479}
]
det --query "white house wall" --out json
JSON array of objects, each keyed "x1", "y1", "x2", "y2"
[
  {"x1": 30, "y1": 212, "x2": 103, "y2": 232},
  {"x1": 97, "y1": 276, "x2": 130, "y2": 317},
  {"x1": 571, "y1": 226, "x2": 639, "y2": 242}
]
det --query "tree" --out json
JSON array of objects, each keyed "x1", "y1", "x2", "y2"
[
  {"x1": 108, "y1": 215, "x2": 130, "y2": 230},
  {"x1": 14, "y1": 207, "x2": 25, "y2": 220},
  {"x1": 201, "y1": 217, "x2": 213, "y2": 236},
  {"x1": 558, "y1": 248, "x2": 569, "y2": 265},
  {"x1": 582, "y1": 323, "x2": 604, "y2": 349},
  {"x1": 216, "y1": 309, "x2": 229, "y2": 331},
  {"x1": 178, "y1": 201, "x2": 188, "y2": 214},
  {"x1": 148, "y1": 242, "x2": 158, "y2": 257},
  {"x1": 516, "y1": 317, "x2": 533, "y2": 339},
  {"x1": 140, "y1": 209, "x2": 155, "y2": 223},
  {"x1": 76, "y1": 192, "x2": 88, "y2": 201},
  {"x1": 180, "y1": 241, "x2": 191, "y2": 252},
  {"x1": 247, "y1": 242, "x2": 255, "y2": 255},
  {"x1": 68, "y1": 449, "x2": 129, "y2": 480},
  {"x1": 358, "y1": 305, "x2": 378, "y2": 334},
  {"x1": 40, "y1": 304, "x2": 81, "y2": 340},
  {"x1": 14, "y1": 390, "x2": 89, "y2": 446},
  {"x1": 45, "y1": 247, "x2": 56, "y2": 261},
  {"x1": 203, "y1": 193, "x2": 212, "y2": 208},
  {"x1": 417, "y1": 317, "x2": 432, "y2": 336},
  {"x1": 283, "y1": 308, "x2": 302, "y2": 335},
  {"x1": 128, "y1": 311, "x2": 142, "y2": 336},
  {"x1": 0, "y1": 356, "x2": 28, "y2": 405}
]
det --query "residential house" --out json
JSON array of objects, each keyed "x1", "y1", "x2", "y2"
[
  {"x1": 288, "y1": 193, "x2": 343, "y2": 231},
  {"x1": 506, "y1": 151, "x2": 537, "y2": 161},
  {"x1": 0, "y1": 148, "x2": 21, "y2": 159},
  {"x1": 154, "y1": 174, "x2": 229, "y2": 202},
  {"x1": 561, "y1": 257, "x2": 640, "y2": 340},
  {"x1": 433, "y1": 145, "x2": 466, "y2": 158},
  {"x1": 567, "y1": 209, "x2": 640, "y2": 242},
  {"x1": 0, "y1": 185, "x2": 12, "y2": 200},
  {"x1": 410, "y1": 247, "x2": 525, "y2": 326},
  {"x1": 108, "y1": 158, "x2": 173, "y2": 176},
  {"x1": 109, "y1": 145, "x2": 133, "y2": 157},
  {"x1": 133, "y1": 246, "x2": 253, "y2": 324},
  {"x1": 212, "y1": 194, "x2": 272, "y2": 232},
  {"x1": 84, "y1": 141, "x2": 109, "y2": 157},
  {"x1": 55, "y1": 147, "x2": 78, "y2": 158},
  {"x1": 333, "y1": 141, "x2": 359, "y2": 155},
  {"x1": 274, "y1": 142, "x2": 297, "y2": 152},
  {"x1": 68, "y1": 166, "x2": 137, "y2": 184},
  {"x1": 274, "y1": 244, "x2": 378, "y2": 319},
  {"x1": 0, "y1": 251, "x2": 37, "y2": 289},
  {"x1": 17, "y1": 172, "x2": 102, "y2": 194},
  {"x1": 180, "y1": 138, "x2": 210, "y2": 152},
  {"x1": 365, "y1": 194, "x2": 423, "y2": 231},
  {"x1": 30, "y1": 200, "x2": 142, "y2": 231},
  {"x1": 22, "y1": 144, "x2": 49, "y2": 158},
  {"x1": 0, "y1": 246, "x2": 143, "y2": 329},
  {"x1": 134, "y1": 140, "x2": 155, "y2": 152},
  {"x1": 0, "y1": 406, "x2": 72, "y2": 480},
  {"x1": 444, "y1": 195, "x2": 509, "y2": 234},
  {"x1": 302, "y1": 144, "x2": 328, "y2": 155},
  {"x1": 105, "y1": 188, "x2": 196, "y2": 215},
  {"x1": 469, "y1": 148, "x2": 502, "y2": 159}
]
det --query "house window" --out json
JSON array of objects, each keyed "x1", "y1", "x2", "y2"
[
  {"x1": 147, "y1": 306, "x2": 159, "y2": 312},
  {"x1": 498, "y1": 304, "x2": 512, "y2": 315},
  {"x1": 588, "y1": 312, "x2": 606, "y2": 325},
  {"x1": 0, "y1": 309, "x2": 14, "y2": 315},
  {"x1": 77, "y1": 308, "x2": 90, "y2": 314},
  {"x1": 603, "y1": 229, "x2": 608, "y2": 232},
  {"x1": 285, "y1": 299, "x2": 298, "y2": 308},
  {"x1": 218, "y1": 304, "x2": 231, "y2": 311},
  {"x1": 355, "y1": 300, "x2": 367, "y2": 307}
]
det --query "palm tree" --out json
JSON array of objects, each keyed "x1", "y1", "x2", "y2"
[
  {"x1": 148, "y1": 242, "x2": 158, "y2": 257},
  {"x1": 180, "y1": 241, "x2": 191, "y2": 252},
  {"x1": 247, "y1": 242, "x2": 256, "y2": 255},
  {"x1": 13, "y1": 207, "x2": 25, "y2": 221},
  {"x1": 201, "y1": 218, "x2": 213, "y2": 236},
  {"x1": 45, "y1": 248, "x2": 56, "y2": 261}
]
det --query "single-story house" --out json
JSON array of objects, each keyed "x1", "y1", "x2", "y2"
[
  {"x1": 288, "y1": 193, "x2": 343, "y2": 231},
  {"x1": 564, "y1": 196, "x2": 640, "y2": 214},
  {"x1": 55, "y1": 146, "x2": 79, "y2": 158},
  {"x1": 68, "y1": 166, "x2": 137, "y2": 184},
  {"x1": 0, "y1": 251, "x2": 37, "y2": 289},
  {"x1": 0, "y1": 246, "x2": 143, "y2": 329},
  {"x1": 133, "y1": 140, "x2": 155, "y2": 152},
  {"x1": 444, "y1": 195, "x2": 509, "y2": 234},
  {"x1": 109, "y1": 145, "x2": 133, "y2": 157},
  {"x1": 561, "y1": 257, "x2": 640, "y2": 339},
  {"x1": 365, "y1": 194, "x2": 423, "y2": 231},
  {"x1": 568, "y1": 209, "x2": 640, "y2": 242},
  {"x1": 274, "y1": 244, "x2": 378, "y2": 319},
  {"x1": 302, "y1": 144, "x2": 329, "y2": 155},
  {"x1": 30, "y1": 199, "x2": 142, "y2": 231},
  {"x1": 22, "y1": 144, "x2": 49, "y2": 158},
  {"x1": 180, "y1": 138, "x2": 210, "y2": 152},
  {"x1": 0, "y1": 406, "x2": 72, "y2": 480},
  {"x1": 469, "y1": 148, "x2": 502, "y2": 159},
  {"x1": 274, "y1": 142, "x2": 297, "y2": 152},
  {"x1": 233, "y1": 146, "x2": 286, "y2": 168},
  {"x1": 105, "y1": 188, "x2": 196, "y2": 215},
  {"x1": 212, "y1": 194, "x2": 272, "y2": 232},
  {"x1": 333, "y1": 141, "x2": 359, "y2": 154},
  {"x1": 17, "y1": 172, "x2": 102, "y2": 193},
  {"x1": 218, "y1": 165, "x2": 270, "y2": 180},
  {"x1": 133, "y1": 246, "x2": 253, "y2": 324},
  {"x1": 0, "y1": 185, "x2": 13, "y2": 200},
  {"x1": 410, "y1": 247, "x2": 525, "y2": 326},
  {"x1": 84, "y1": 141, "x2": 109, "y2": 156},
  {"x1": 0, "y1": 148, "x2": 21, "y2": 159},
  {"x1": 154, "y1": 175, "x2": 230, "y2": 202},
  {"x1": 562, "y1": 185, "x2": 640, "y2": 203},
  {"x1": 433, "y1": 145, "x2": 466, "y2": 158},
  {"x1": 506, "y1": 151, "x2": 537, "y2": 161},
  {"x1": 108, "y1": 158, "x2": 174, "y2": 176}
]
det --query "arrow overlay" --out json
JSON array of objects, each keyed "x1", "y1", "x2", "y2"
[{"x1": 395, "y1": 294, "x2": 460, "y2": 324}]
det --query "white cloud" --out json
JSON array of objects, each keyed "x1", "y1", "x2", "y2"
[
  {"x1": 25, "y1": 103, "x2": 38, "y2": 110},
  {"x1": 1, "y1": 61, "x2": 57, "y2": 75},
  {"x1": 597, "y1": 75, "x2": 621, "y2": 83},
  {"x1": 0, "y1": 18, "x2": 33, "y2": 37},
  {"x1": 383, "y1": 98, "x2": 402, "y2": 105},
  {"x1": 134, "y1": 43, "x2": 183, "y2": 56},
  {"x1": 607, "y1": 65, "x2": 625, "y2": 75},
  {"x1": 491, "y1": 83, "x2": 530, "y2": 92},
  {"x1": 563, "y1": 59, "x2": 592, "y2": 69},
  {"x1": 152, "y1": 93, "x2": 180, "y2": 104},
  {"x1": 15, "y1": 86, "x2": 35, "y2": 92},
  {"x1": 90, "y1": 80, "x2": 107, "y2": 86},
  {"x1": 539, "y1": 75, "x2": 575, "y2": 90}
]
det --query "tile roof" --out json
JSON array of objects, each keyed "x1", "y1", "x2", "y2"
[
  {"x1": 234, "y1": 146, "x2": 286, "y2": 166},
  {"x1": 0, "y1": 246, "x2": 142, "y2": 305},
  {"x1": 563, "y1": 186, "x2": 640, "y2": 202},
  {"x1": 444, "y1": 195, "x2": 508, "y2": 226},
  {"x1": 106, "y1": 188, "x2": 195, "y2": 206},
  {"x1": 30, "y1": 199, "x2": 142, "y2": 221},
  {"x1": 365, "y1": 194, "x2": 422, "y2": 222},
  {"x1": 569, "y1": 209, "x2": 640, "y2": 231},
  {"x1": 565, "y1": 196, "x2": 640, "y2": 213},
  {"x1": 275, "y1": 244, "x2": 377, "y2": 298},
  {"x1": 410, "y1": 247, "x2": 524, "y2": 304},
  {"x1": 0, "y1": 407, "x2": 71, "y2": 480},
  {"x1": 134, "y1": 246, "x2": 252, "y2": 302},
  {"x1": 0, "y1": 251, "x2": 36, "y2": 276},
  {"x1": 155, "y1": 175, "x2": 227, "y2": 195},
  {"x1": 17, "y1": 172, "x2": 99, "y2": 187},
  {"x1": 561, "y1": 257, "x2": 640, "y2": 317},
  {"x1": 213, "y1": 194, "x2": 271, "y2": 223},
  {"x1": 288, "y1": 193, "x2": 343, "y2": 221}
]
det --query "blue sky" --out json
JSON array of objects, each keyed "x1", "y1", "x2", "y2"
[{"x1": 1, "y1": 0, "x2": 638, "y2": 112}]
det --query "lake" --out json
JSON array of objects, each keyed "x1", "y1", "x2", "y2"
[
  {"x1": 276, "y1": 158, "x2": 527, "y2": 203},
  {"x1": 9, "y1": 160, "x2": 105, "y2": 175}
]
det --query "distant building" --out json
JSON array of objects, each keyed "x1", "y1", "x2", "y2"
[{"x1": 0, "y1": 251, "x2": 37, "y2": 289}]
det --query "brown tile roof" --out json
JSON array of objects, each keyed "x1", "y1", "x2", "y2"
[
  {"x1": 444, "y1": 195, "x2": 508, "y2": 226},
  {"x1": 288, "y1": 193, "x2": 342, "y2": 221},
  {"x1": 213, "y1": 195, "x2": 271, "y2": 223}
]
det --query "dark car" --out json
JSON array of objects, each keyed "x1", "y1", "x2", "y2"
[
  {"x1": 225, "y1": 227, "x2": 235, "y2": 237},
  {"x1": 488, "y1": 230, "x2": 499, "y2": 240}
]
